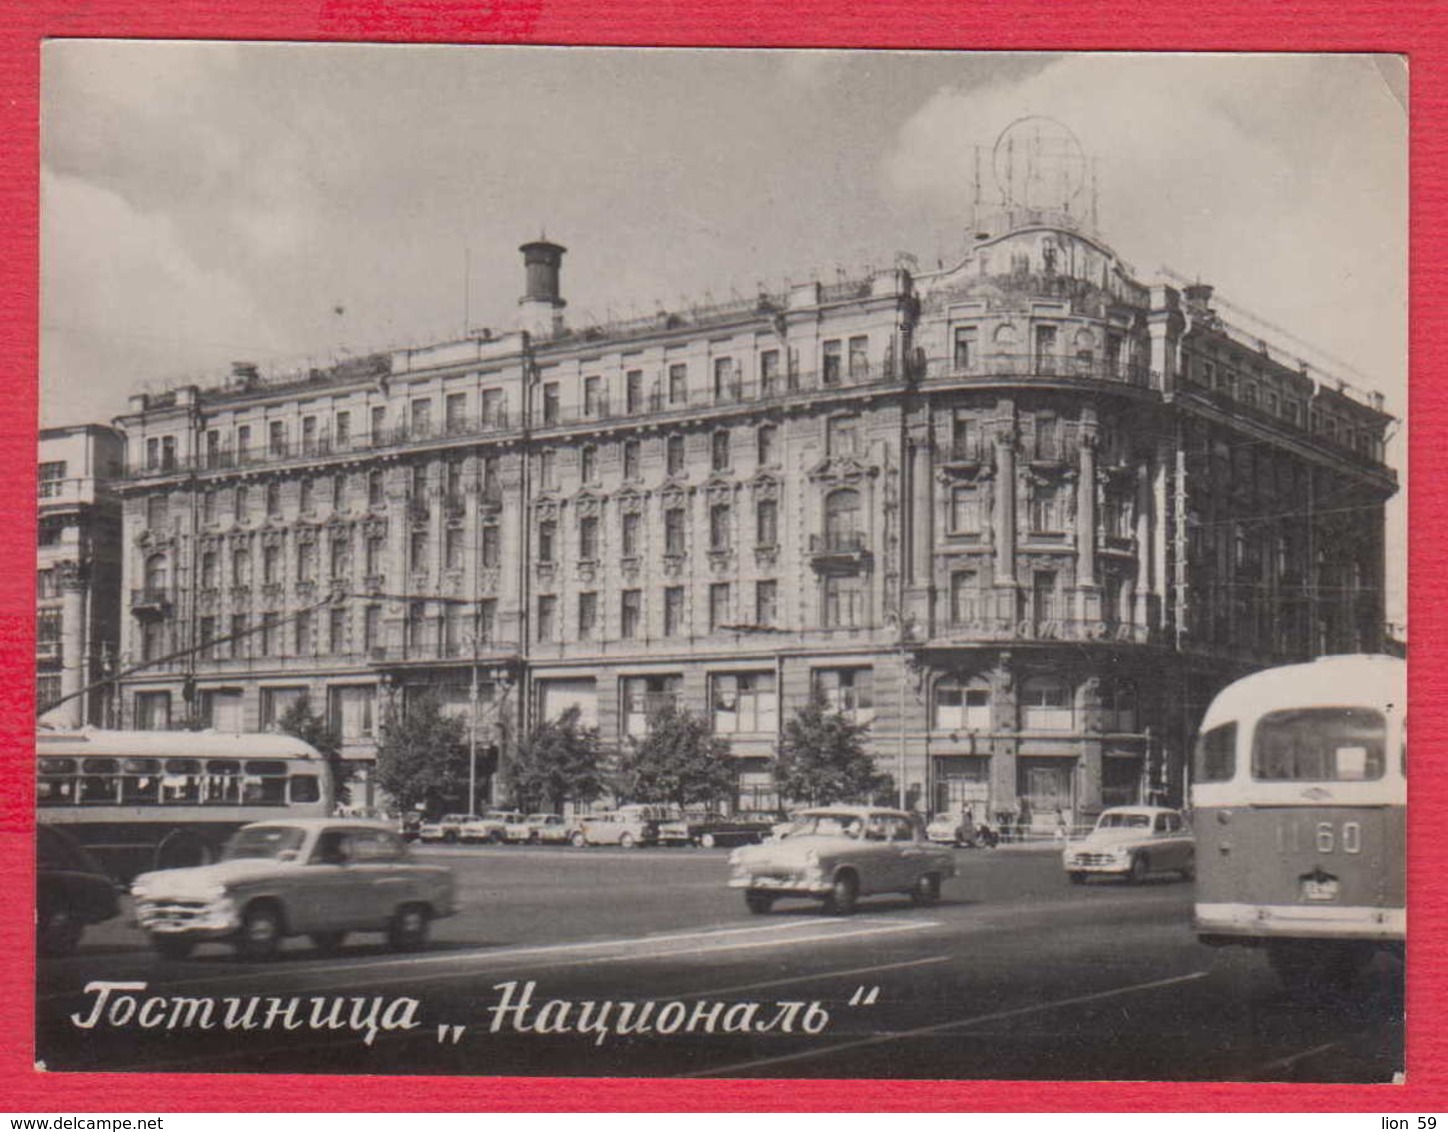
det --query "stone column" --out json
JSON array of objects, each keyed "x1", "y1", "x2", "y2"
[
  {"x1": 1134, "y1": 455, "x2": 1153, "y2": 628},
  {"x1": 56, "y1": 560, "x2": 87, "y2": 728},
  {"x1": 1076, "y1": 426, "x2": 1100, "y2": 623},
  {"x1": 992, "y1": 416, "x2": 1018, "y2": 620},
  {"x1": 909, "y1": 426, "x2": 932, "y2": 587}
]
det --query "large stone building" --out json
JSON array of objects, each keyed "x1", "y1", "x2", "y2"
[
  {"x1": 113, "y1": 180, "x2": 1396, "y2": 826},
  {"x1": 38, "y1": 423, "x2": 125, "y2": 727}
]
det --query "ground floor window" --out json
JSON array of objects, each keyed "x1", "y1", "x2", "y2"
[
  {"x1": 199, "y1": 688, "x2": 244, "y2": 731},
  {"x1": 134, "y1": 690, "x2": 171, "y2": 730},
  {"x1": 712, "y1": 671, "x2": 777, "y2": 734},
  {"x1": 328, "y1": 685, "x2": 376, "y2": 741},
  {"x1": 1015, "y1": 757, "x2": 1074, "y2": 830},
  {"x1": 261, "y1": 686, "x2": 307, "y2": 730},
  {"x1": 622, "y1": 674, "x2": 682, "y2": 737},
  {"x1": 813, "y1": 667, "x2": 874, "y2": 725}
]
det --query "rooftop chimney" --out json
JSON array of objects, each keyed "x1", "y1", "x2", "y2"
[
  {"x1": 231, "y1": 361, "x2": 260, "y2": 388},
  {"x1": 1183, "y1": 283, "x2": 1214, "y2": 309},
  {"x1": 518, "y1": 239, "x2": 568, "y2": 339}
]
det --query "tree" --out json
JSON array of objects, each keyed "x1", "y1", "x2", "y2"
[
  {"x1": 276, "y1": 695, "x2": 354, "y2": 805},
  {"x1": 371, "y1": 691, "x2": 470, "y2": 815},
  {"x1": 775, "y1": 697, "x2": 893, "y2": 806},
  {"x1": 613, "y1": 702, "x2": 736, "y2": 808},
  {"x1": 511, "y1": 706, "x2": 605, "y2": 813}
]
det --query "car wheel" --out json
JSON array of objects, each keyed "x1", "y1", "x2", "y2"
[
  {"x1": 823, "y1": 870, "x2": 859, "y2": 916},
  {"x1": 388, "y1": 903, "x2": 430, "y2": 951},
  {"x1": 910, "y1": 872, "x2": 941, "y2": 906},
  {"x1": 310, "y1": 931, "x2": 347, "y2": 954},
  {"x1": 443, "y1": 831, "x2": 458, "y2": 844},
  {"x1": 744, "y1": 890, "x2": 774, "y2": 915},
  {"x1": 700, "y1": 832, "x2": 717, "y2": 849},
  {"x1": 490, "y1": 829, "x2": 506, "y2": 845},
  {"x1": 150, "y1": 934, "x2": 195, "y2": 960},
  {"x1": 571, "y1": 831, "x2": 587, "y2": 847},
  {"x1": 1179, "y1": 852, "x2": 1196, "y2": 882},
  {"x1": 38, "y1": 903, "x2": 85, "y2": 957},
  {"x1": 1127, "y1": 853, "x2": 1149, "y2": 884},
  {"x1": 619, "y1": 832, "x2": 637, "y2": 849},
  {"x1": 1068, "y1": 871, "x2": 1087, "y2": 885},
  {"x1": 236, "y1": 901, "x2": 284, "y2": 960}
]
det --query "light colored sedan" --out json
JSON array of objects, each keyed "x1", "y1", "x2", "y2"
[
  {"x1": 524, "y1": 813, "x2": 573, "y2": 844},
  {"x1": 1063, "y1": 806, "x2": 1195, "y2": 884},
  {"x1": 727, "y1": 806, "x2": 956, "y2": 915},
  {"x1": 131, "y1": 819, "x2": 456, "y2": 959}
]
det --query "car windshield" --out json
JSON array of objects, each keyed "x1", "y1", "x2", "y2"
[
  {"x1": 786, "y1": 813, "x2": 865, "y2": 839},
  {"x1": 223, "y1": 825, "x2": 307, "y2": 861},
  {"x1": 1096, "y1": 813, "x2": 1151, "y2": 830}
]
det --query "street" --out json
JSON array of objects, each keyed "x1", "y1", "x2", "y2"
[{"x1": 35, "y1": 844, "x2": 1404, "y2": 1081}]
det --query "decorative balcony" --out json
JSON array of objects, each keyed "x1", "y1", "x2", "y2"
[
  {"x1": 809, "y1": 530, "x2": 871, "y2": 571},
  {"x1": 130, "y1": 587, "x2": 173, "y2": 616},
  {"x1": 919, "y1": 352, "x2": 1156, "y2": 390}
]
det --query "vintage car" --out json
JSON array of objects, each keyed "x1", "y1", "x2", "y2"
[
  {"x1": 657, "y1": 811, "x2": 773, "y2": 848},
  {"x1": 571, "y1": 810, "x2": 658, "y2": 848},
  {"x1": 1062, "y1": 806, "x2": 1196, "y2": 884},
  {"x1": 130, "y1": 818, "x2": 456, "y2": 959},
  {"x1": 524, "y1": 813, "x2": 574, "y2": 844},
  {"x1": 925, "y1": 814, "x2": 998, "y2": 849},
  {"x1": 37, "y1": 823, "x2": 121, "y2": 957},
  {"x1": 457, "y1": 812, "x2": 514, "y2": 843},
  {"x1": 417, "y1": 813, "x2": 480, "y2": 843},
  {"x1": 727, "y1": 806, "x2": 957, "y2": 915}
]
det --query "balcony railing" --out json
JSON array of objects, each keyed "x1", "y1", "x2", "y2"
[
  {"x1": 810, "y1": 531, "x2": 870, "y2": 555},
  {"x1": 933, "y1": 618, "x2": 1153, "y2": 645},
  {"x1": 36, "y1": 639, "x2": 62, "y2": 661},
  {"x1": 130, "y1": 587, "x2": 173, "y2": 613},
  {"x1": 921, "y1": 353, "x2": 1156, "y2": 390}
]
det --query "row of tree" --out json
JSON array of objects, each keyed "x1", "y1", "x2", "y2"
[{"x1": 278, "y1": 692, "x2": 893, "y2": 817}]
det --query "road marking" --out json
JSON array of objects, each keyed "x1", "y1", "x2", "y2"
[
  {"x1": 683, "y1": 970, "x2": 1212, "y2": 1078},
  {"x1": 46, "y1": 917, "x2": 938, "y2": 1000}
]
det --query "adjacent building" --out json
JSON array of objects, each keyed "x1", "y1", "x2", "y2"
[
  {"x1": 111, "y1": 200, "x2": 1396, "y2": 826},
  {"x1": 37, "y1": 423, "x2": 125, "y2": 727}
]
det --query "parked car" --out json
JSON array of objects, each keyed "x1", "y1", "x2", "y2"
[
  {"x1": 524, "y1": 813, "x2": 574, "y2": 844},
  {"x1": 37, "y1": 824, "x2": 120, "y2": 957},
  {"x1": 571, "y1": 811, "x2": 658, "y2": 848},
  {"x1": 417, "y1": 813, "x2": 479, "y2": 844},
  {"x1": 457, "y1": 812, "x2": 512, "y2": 843},
  {"x1": 727, "y1": 806, "x2": 957, "y2": 915},
  {"x1": 130, "y1": 818, "x2": 456, "y2": 959},
  {"x1": 398, "y1": 812, "x2": 423, "y2": 842},
  {"x1": 658, "y1": 811, "x2": 773, "y2": 848},
  {"x1": 1062, "y1": 806, "x2": 1195, "y2": 885},
  {"x1": 925, "y1": 814, "x2": 998, "y2": 848}
]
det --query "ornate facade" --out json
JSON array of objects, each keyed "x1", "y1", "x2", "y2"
[{"x1": 114, "y1": 212, "x2": 1396, "y2": 826}]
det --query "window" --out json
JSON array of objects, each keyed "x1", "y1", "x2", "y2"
[
  {"x1": 332, "y1": 535, "x2": 350, "y2": 579},
  {"x1": 370, "y1": 405, "x2": 386, "y2": 443},
  {"x1": 442, "y1": 604, "x2": 461, "y2": 656},
  {"x1": 949, "y1": 570, "x2": 978, "y2": 624},
  {"x1": 1029, "y1": 482, "x2": 1062, "y2": 534},
  {"x1": 1034, "y1": 414, "x2": 1059, "y2": 461},
  {"x1": 664, "y1": 586, "x2": 684, "y2": 636},
  {"x1": 666, "y1": 435, "x2": 685, "y2": 476},
  {"x1": 668, "y1": 363, "x2": 687, "y2": 405},
  {"x1": 1034, "y1": 324, "x2": 1058, "y2": 372},
  {"x1": 145, "y1": 437, "x2": 159, "y2": 471},
  {"x1": 260, "y1": 612, "x2": 281, "y2": 657},
  {"x1": 140, "y1": 621, "x2": 166, "y2": 663},
  {"x1": 1031, "y1": 570, "x2": 1059, "y2": 629},
  {"x1": 161, "y1": 436, "x2": 176, "y2": 471},
  {"x1": 539, "y1": 449, "x2": 556, "y2": 490},
  {"x1": 951, "y1": 413, "x2": 980, "y2": 461},
  {"x1": 329, "y1": 686, "x2": 376, "y2": 741},
  {"x1": 760, "y1": 350, "x2": 780, "y2": 395},
  {"x1": 407, "y1": 601, "x2": 428, "y2": 651},
  {"x1": 848, "y1": 336, "x2": 868, "y2": 377},
  {"x1": 712, "y1": 429, "x2": 731, "y2": 471},
  {"x1": 934, "y1": 678, "x2": 990, "y2": 730},
  {"x1": 260, "y1": 687, "x2": 305, "y2": 730},
  {"x1": 822, "y1": 340, "x2": 842, "y2": 385},
  {"x1": 302, "y1": 416, "x2": 318, "y2": 455},
  {"x1": 622, "y1": 512, "x2": 641, "y2": 558},
  {"x1": 202, "y1": 490, "x2": 217, "y2": 524},
  {"x1": 578, "y1": 592, "x2": 598, "y2": 640},
  {"x1": 756, "y1": 498, "x2": 778, "y2": 547},
  {"x1": 134, "y1": 692, "x2": 172, "y2": 730},
  {"x1": 262, "y1": 544, "x2": 280, "y2": 585},
  {"x1": 583, "y1": 376, "x2": 603, "y2": 417},
  {"x1": 579, "y1": 515, "x2": 599, "y2": 561},
  {"x1": 269, "y1": 420, "x2": 287, "y2": 458},
  {"x1": 363, "y1": 535, "x2": 382, "y2": 578},
  {"x1": 626, "y1": 370, "x2": 644, "y2": 413},
  {"x1": 481, "y1": 388, "x2": 505, "y2": 426},
  {"x1": 335, "y1": 411, "x2": 351, "y2": 446},
  {"x1": 543, "y1": 382, "x2": 560, "y2": 425},
  {"x1": 445, "y1": 458, "x2": 464, "y2": 502},
  {"x1": 815, "y1": 668, "x2": 873, "y2": 724},
  {"x1": 755, "y1": 579, "x2": 778, "y2": 626},
  {"x1": 709, "y1": 582, "x2": 730, "y2": 630},
  {"x1": 621, "y1": 589, "x2": 642, "y2": 639},
  {"x1": 295, "y1": 478, "x2": 313, "y2": 515},
  {"x1": 363, "y1": 606, "x2": 380, "y2": 652},
  {"x1": 147, "y1": 494, "x2": 168, "y2": 530},
  {"x1": 709, "y1": 503, "x2": 732, "y2": 552},
  {"x1": 330, "y1": 607, "x2": 348, "y2": 654},
  {"x1": 36, "y1": 568, "x2": 56, "y2": 600},
  {"x1": 713, "y1": 357, "x2": 735, "y2": 401},
  {"x1": 230, "y1": 614, "x2": 248, "y2": 659},
  {"x1": 537, "y1": 595, "x2": 556, "y2": 641},
  {"x1": 445, "y1": 526, "x2": 464, "y2": 571},
  {"x1": 953, "y1": 327, "x2": 977, "y2": 372},
  {"x1": 481, "y1": 456, "x2": 501, "y2": 502},
  {"x1": 266, "y1": 481, "x2": 281, "y2": 517},
  {"x1": 236, "y1": 425, "x2": 252, "y2": 460},
  {"x1": 231, "y1": 548, "x2": 252, "y2": 587},
  {"x1": 537, "y1": 520, "x2": 556, "y2": 563},
  {"x1": 713, "y1": 672, "x2": 777, "y2": 733},
  {"x1": 622, "y1": 674, "x2": 682, "y2": 736},
  {"x1": 233, "y1": 485, "x2": 249, "y2": 523},
  {"x1": 822, "y1": 574, "x2": 867, "y2": 628},
  {"x1": 1020, "y1": 675, "x2": 1072, "y2": 730},
  {"x1": 333, "y1": 473, "x2": 347, "y2": 512},
  {"x1": 757, "y1": 424, "x2": 777, "y2": 467},
  {"x1": 198, "y1": 616, "x2": 217, "y2": 660},
  {"x1": 478, "y1": 600, "x2": 496, "y2": 643},
  {"x1": 410, "y1": 398, "x2": 432, "y2": 436},
  {"x1": 481, "y1": 523, "x2": 500, "y2": 568},
  {"x1": 38, "y1": 521, "x2": 62, "y2": 547},
  {"x1": 824, "y1": 488, "x2": 861, "y2": 548},
  {"x1": 368, "y1": 469, "x2": 384, "y2": 507},
  {"x1": 1194, "y1": 723, "x2": 1236, "y2": 784},
  {"x1": 1100, "y1": 679, "x2": 1138, "y2": 733},
  {"x1": 581, "y1": 444, "x2": 597, "y2": 484},
  {"x1": 623, "y1": 439, "x2": 641, "y2": 481},
  {"x1": 38, "y1": 609, "x2": 62, "y2": 644},
  {"x1": 665, "y1": 507, "x2": 686, "y2": 556},
  {"x1": 827, "y1": 416, "x2": 857, "y2": 457},
  {"x1": 446, "y1": 392, "x2": 467, "y2": 434}
]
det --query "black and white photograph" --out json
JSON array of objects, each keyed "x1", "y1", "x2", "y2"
[{"x1": 35, "y1": 45, "x2": 1407, "y2": 1082}]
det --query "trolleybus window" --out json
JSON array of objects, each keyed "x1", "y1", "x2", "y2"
[
  {"x1": 1194, "y1": 722, "x2": 1236, "y2": 783},
  {"x1": 162, "y1": 759, "x2": 202, "y2": 803},
  {"x1": 290, "y1": 775, "x2": 321, "y2": 803},
  {"x1": 38, "y1": 757, "x2": 77, "y2": 804},
  {"x1": 1251, "y1": 707, "x2": 1386, "y2": 782},
  {"x1": 80, "y1": 758, "x2": 120, "y2": 804}
]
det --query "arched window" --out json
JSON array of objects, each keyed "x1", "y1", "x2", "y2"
[
  {"x1": 823, "y1": 488, "x2": 861, "y2": 549},
  {"x1": 993, "y1": 323, "x2": 1018, "y2": 349},
  {"x1": 143, "y1": 554, "x2": 168, "y2": 595},
  {"x1": 1020, "y1": 675, "x2": 1073, "y2": 731},
  {"x1": 934, "y1": 677, "x2": 991, "y2": 731}
]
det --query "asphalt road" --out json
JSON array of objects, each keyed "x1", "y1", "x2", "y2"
[{"x1": 34, "y1": 844, "x2": 1404, "y2": 1081}]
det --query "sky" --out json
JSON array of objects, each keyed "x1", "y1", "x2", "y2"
[{"x1": 39, "y1": 46, "x2": 1408, "y2": 625}]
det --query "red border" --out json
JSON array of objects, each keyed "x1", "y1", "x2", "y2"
[{"x1": 3, "y1": 2, "x2": 1441, "y2": 1113}]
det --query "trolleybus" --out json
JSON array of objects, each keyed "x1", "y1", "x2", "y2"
[
  {"x1": 1191, "y1": 654, "x2": 1405, "y2": 990},
  {"x1": 37, "y1": 728, "x2": 334, "y2": 881}
]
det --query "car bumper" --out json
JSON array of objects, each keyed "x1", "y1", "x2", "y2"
[
  {"x1": 134, "y1": 897, "x2": 240, "y2": 939},
  {"x1": 1194, "y1": 902, "x2": 1405, "y2": 941},
  {"x1": 728, "y1": 874, "x2": 831, "y2": 896}
]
